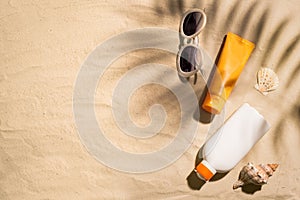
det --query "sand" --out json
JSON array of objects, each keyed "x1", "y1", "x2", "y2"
[{"x1": 1, "y1": 0, "x2": 300, "y2": 199}]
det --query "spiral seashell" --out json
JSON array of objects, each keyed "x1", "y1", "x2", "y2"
[
  {"x1": 254, "y1": 67, "x2": 279, "y2": 95},
  {"x1": 233, "y1": 162, "x2": 279, "y2": 190}
]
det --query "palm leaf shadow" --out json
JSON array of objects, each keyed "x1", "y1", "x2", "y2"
[
  {"x1": 275, "y1": 34, "x2": 300, "y2": 71},
  {"x1": 274, "y1": 95, "x2": 300, "y2": 154},
  {"x1": 150, "y1": 0, "x2": 300, "y2": 192},
  {"x1": 118, "y1": 2, "x2": 300, "y2": 188},
  {"x1": 261, "y1": 19, "x2": 290, "y2": 66},
  {"x1": 286, "y1": 62, "x2": 300, "y2": 88},
  {"x1": 238, "y1": 1, "x2": 260, "y2": 36}
]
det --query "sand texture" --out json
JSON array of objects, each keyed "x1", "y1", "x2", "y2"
[{"x1": 1, "y1": 0, "x2": 300, "y2": 199}]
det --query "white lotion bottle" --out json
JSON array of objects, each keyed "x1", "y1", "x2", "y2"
[{"x1": 195, "y1": 103, "x2": 270, "y2": 181}]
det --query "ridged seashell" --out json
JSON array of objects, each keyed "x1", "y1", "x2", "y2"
[
  {"x1": 254, "y1": 68, "x2": 279, "y2": 95},
  {"x1": 233, "y1": 162, "x2": 279, "y2": 190}
]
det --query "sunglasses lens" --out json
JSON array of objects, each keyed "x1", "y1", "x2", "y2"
[
  {"x1": 179, "y1": 46, "x2": 201, "y2": 73},
  {"x1": 182, "y1": 12, "x2": 204, "y2": 36}
]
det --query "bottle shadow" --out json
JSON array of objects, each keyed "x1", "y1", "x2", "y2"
[
  {"x1": 186, "y1": 145, "x2": 229, "y2": 190},
  {"x1": 186, "y1": 36, "x2": 228, "y2": 190},
  {"x1": 193, "y1": 35, "x2": 227, "y2": 124}
]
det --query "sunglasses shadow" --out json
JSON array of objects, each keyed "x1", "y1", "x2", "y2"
[{"x1": 193, "y1": 35, "x2": 227, "y2": 124}]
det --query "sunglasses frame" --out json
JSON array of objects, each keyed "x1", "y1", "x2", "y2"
[
  {"x1": 179, "y1": 9, "x2": 207, "y2": 39},
  {"x1": 176, "y1": 43, "x2": 204, "y2": 78},
  {"x1": 177, "y1": 9, "x2": 207, "y2": 78}
]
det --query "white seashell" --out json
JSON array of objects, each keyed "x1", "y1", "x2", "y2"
[{"x1": 254, "y1": 68, "x2": 279, "y2": 95}]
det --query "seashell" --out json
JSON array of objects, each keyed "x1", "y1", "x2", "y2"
[
  {"x1": 233, "y1": 162, "x2": 279, "y2": 190},
  {"x1": 254, "y1": 68, "x2": 279, "y2": 95}
]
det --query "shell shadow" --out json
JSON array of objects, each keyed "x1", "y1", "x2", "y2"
[{"x1": 241, "y1": 184, "x2": 262, "y2": 194}]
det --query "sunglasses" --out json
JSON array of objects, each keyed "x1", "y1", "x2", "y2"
[{"x1": 177, "y1": 9, "x2": 207, "y2": 78}]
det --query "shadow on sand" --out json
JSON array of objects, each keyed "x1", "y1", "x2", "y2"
[{"x1": 186, "y1": 145, "x2": 229, "y2": 190}]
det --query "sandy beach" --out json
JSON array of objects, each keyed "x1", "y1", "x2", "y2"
[{"x1": 1, "y1": 0, "x2": 300, "y2": 199}]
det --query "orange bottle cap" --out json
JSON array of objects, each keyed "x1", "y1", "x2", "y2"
[
  {"x1": 202, "y1": 94, "x2": 226, "y2": 114},
  {"x1": 195, "y1": 160, "x2": 216, "y2": 181}
]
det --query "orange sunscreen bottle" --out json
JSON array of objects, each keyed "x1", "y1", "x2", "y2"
[{"x1": 202, "y1": 32, "x2": 255, "y2": 114}]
